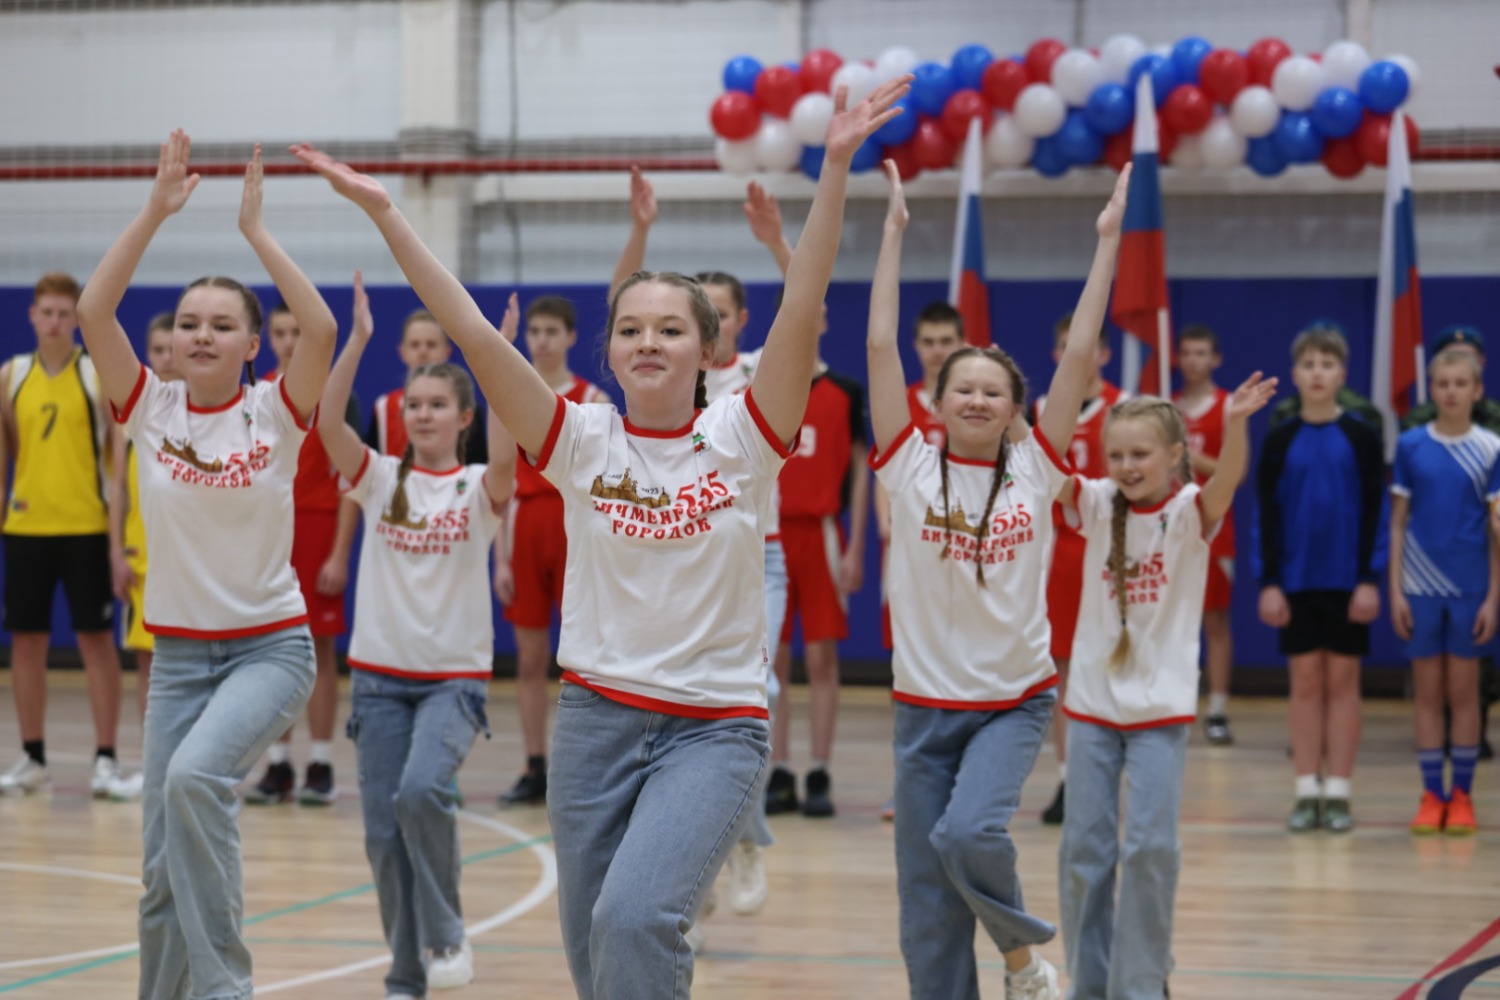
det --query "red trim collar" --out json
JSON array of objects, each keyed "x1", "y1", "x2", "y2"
[
  {"x1": 187, "y1": 387, "x2": 244, "y2": 414},
  {"x1": 623, "y1": 411, "x2": 699, "y2": 438}
]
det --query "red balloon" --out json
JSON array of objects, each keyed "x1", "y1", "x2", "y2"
[
  {"x1": 1199, "y1": 48, "x2": 1249, "y2": 105},
  {"x1": 1162, "y1": 85, "x2": 1213, "y2": 135},
  {"x1": 1246, "y1": 38, "x2": 1291, "y2": 87},
  {"x1": 710, "y1": 91, "x2": 760, "y2": 141},
  {"x1": 1356, "y1": 112, "x2": 1420, "y2": 166},
  {"x1": 941, "y1": 89, "x2": 990, "y2": 143},
  {"x1": 911, "y1": 118, "x2": 958, "y2": 171},
  {"x1": 1103, "y1": 130, "x2": 1132, "y2": 172},
  {"x1": 1025, "y1": 38, "x2": 1067, "y2": 84},
  {"x1": 981, "y1": 59, "x2": 1029, "y2": 111},
  {"x1": 1322, "y1": 136, "x2": 1365, "y2": 178},
  {"x1": 754, "y1": 65, "x2": 802, "y2": 119},
  {"x1": 884, "y1": 141, "x2": 922, "y2": 181},
  {"x1": 799, "y1": 48, "x2": 844, "y2": 94},
  {"x1": 1157, "y1": 122, "x2": 1179, "y2": 163}
]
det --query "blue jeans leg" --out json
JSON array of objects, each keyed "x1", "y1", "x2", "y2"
[
  {"x1": 138, "y1": 627, "x2": 315, "y2": 1000},
  {"x1": 740, "y1": 538, "x2": 787, "y2": 850},
  {"x1": 894, "y1": 696, "x2": 1057, "y2": 1000},
  {"x1": 548, "y1": 684, "x2": 768, "y2": 1000}
]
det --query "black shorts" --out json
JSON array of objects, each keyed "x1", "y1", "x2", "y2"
[
  {"x1": 2, "y1": 533, "x2": 114, "y2": 633},
  {"x1": 1279, "y1": 589, "x2": 1369, "y2": 657}
]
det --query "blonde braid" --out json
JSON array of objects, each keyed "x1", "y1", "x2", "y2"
[{"x1": 1106, "y1": 489, "x2": 1132, "y2": 671}]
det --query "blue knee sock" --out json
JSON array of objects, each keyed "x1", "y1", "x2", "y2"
[
  {"x1": 1450, "y1": 744, "x2": 1480, "y2": 796},
  {"x1": 1417, "y1": 748, "x2": 1446, "y2": 799}
]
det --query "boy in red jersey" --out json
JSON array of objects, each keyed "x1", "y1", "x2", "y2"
[{"x1": 1174, "y1": 324, "x2": 1238, "y2": 745}]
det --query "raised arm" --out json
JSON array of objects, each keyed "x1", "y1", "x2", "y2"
[
  {"x1": 867, "y1": 159, "x2": 911, "y2": 455},
  {"x1": 1199, "y1": 372, "x2": 1277, "y2": 528},
  {"x1": 295, "y1": 145, "x2": 558, "y2": 457},
  {"x1": 609, "y1": 167, "x2": 658, "y2": 299},
  {"x1": 483, "y1": 292, "x2": 521, "y2": 508},
  {"x1": 76, "y1": 130, "x2": 201, "y2": 409},
  {"x1": 744, "y1": 181, "x2": 794, "y2": 277},
  {"x1": 106, "y1": 431, "x2": 133, "y2": 602},
  {"x1": 318, "y1": 271, "x2": 375, "y2": 482},
  {"x1": 1036, "y1": 165, "x2": 1131, "y2": 457},
  {"x1": 750, "y1": 77, "x2": 910, "y2": 445}
]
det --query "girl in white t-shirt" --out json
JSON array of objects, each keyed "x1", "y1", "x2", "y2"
[
  {"x1": 319, "y1": 273, "x2": 514, "y2": 997},
  {"x1": 867, "y1": 160, "x2": 1130, "y2": 1000},
  {"x1": 1055, "y1": 380, "x2": 1274, "y2": 999},
  {"x1": 296, "y1": 76, "x2": 911, "y2": 1000},
  {"x1": 76, "y1": 133, "x2": 336, "y2": 1000}
]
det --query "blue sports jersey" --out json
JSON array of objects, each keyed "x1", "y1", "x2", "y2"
[{"x1": 1392, "y1": 425, "x2": 1500, "y2": 597}]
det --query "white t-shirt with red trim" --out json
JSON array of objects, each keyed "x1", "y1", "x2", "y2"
[
  {"x1": 532, "y1": 390, "x2": 790, "y2": 718},
  {"x1": 343, "y1": 452, "x2": 502, "y2": 680},
  {"x1": 870, "y1": 425, "x2": 1067, "y2": 708},
  {"x1": 1065, "y1": 478, "x2": 1214, "y2": 729},
  {"x1": 702, "y1": 348, "x2": 781, "y2": 540},
  {"x1": 113, "y1": 367, "x2": 310, "y2": 639}
]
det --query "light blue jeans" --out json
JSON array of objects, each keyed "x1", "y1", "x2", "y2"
[
  {"x1": 893, "y1": 694, "x2": 1057, "y2": 1000},
  {"x1": 138, "y1": 626, "x2": 315, "y2": 1000},
  {"x1": 347, "y1": 670, "x2": 489, "y2": 998},
  {"x1": 548, "y1": 683, "x2": 769, "y2": 999},
  {"x1": 738, "y1": 537, "x2": 786, "y2": 849},
  {"x1": 1059, "y1": 719, "x2": 1188, "y2": 1000}
]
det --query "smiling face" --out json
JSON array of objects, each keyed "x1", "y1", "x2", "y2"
[
  {"x1": 172, "y1": 285, "x2": 258, "y2": 397},
  {"x1": 1105, "y1": 415, "x2": 1182, "y2": 506},
  {"x1": 607, "y1": 279, "x2": 714, "y2": 416},
  {"x1": 936, "y1": 353, "x2": 1020, "y2": 458},
  {"x1": 403, "y1": 371, "x2": 473, "y2": 466}
]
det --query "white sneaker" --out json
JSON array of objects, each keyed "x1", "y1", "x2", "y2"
[
  {"x1": 425, "y1": 939, "x2": 472, "y2": 990},
  {"x1": 1005, "y1": 956, "x2": 1060, "y2": 1000},
  {"x1": 0, "y1": 757, "x2": 50, "y2": 796},
  {"x1": 725, "y1": 841, "x2": 768, "y2": 915},
  {"x1": 91, "y1": 756, "x2": 120, "y2": 798},
  {"x1": 107, "y1": 770, "x2": 145, "y2": 802}
]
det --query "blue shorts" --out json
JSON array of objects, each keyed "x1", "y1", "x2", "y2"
[{"x1": 1407, "y1": 593, "x2": 1486, "y2": 659}]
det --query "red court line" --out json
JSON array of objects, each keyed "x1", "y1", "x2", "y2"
[{"x1": 1395, "y1": 915, "x2": 1500, "y2": 1000}]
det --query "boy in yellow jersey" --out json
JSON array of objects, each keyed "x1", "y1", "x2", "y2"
[
  {"x1": 104, "y1": 313, "x2": 177, "y2": 800},
  {"x1": 0, "y1": 273, "x2": 124, "y2": 797}
]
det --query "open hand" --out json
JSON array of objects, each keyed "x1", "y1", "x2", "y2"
[
  {"x1": 1226, "y1": 372, "x2": 1279, "y2": 422},
  {"x1": 238, "y1": 144, "x2": 264, "y2": 237},
  {"x1": 1096, "y1": 163, "x2": 1132, "y2": 239},
  {"x1": 351, "y1": 270, "x2": 374, "y2": 345},
  {"x1": 743, "y1": 181, "x2": 784, "y2": 246},
  {"x1": 629, "y1": 167, "x2": 657, "y2": 229},
  {"x1": 824, "y1": 75, "x2": 912, "y2": 166},
  {"x1": 147, "y1": 129, "x2": 201, "y2": 220},
  {"x1": 882, "y1": 159, "x2": 908, "y2": 231},
  {"x1": 292, "y1": 143, "x2": 393, "y2": 214}
]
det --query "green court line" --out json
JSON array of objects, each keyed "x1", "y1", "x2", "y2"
[{"x1": 0, "y1": 833, "x2": 552, "y2": 995}]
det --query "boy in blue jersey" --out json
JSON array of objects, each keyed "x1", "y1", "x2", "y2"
[
  {"x1": 1257, "y1": 326, "x2": 1384, "y2": 833},
  {"x1": 1390, "y1": 346, "x2": 1500, "y2": 836}
]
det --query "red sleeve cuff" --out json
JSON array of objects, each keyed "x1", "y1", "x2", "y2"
[
  {"x1": 1033, "y1": 427, "x2": 1070, "y2": 474},
  {"x1": 869, "y1": 424, "x2": 917, "y2": 471},
  {"x1": 531, "y1": 395, "x2": 568, "y2": 473},
  {"x1": 744, "y1": 388, "x2": 797, "y2": 459},
  {"x1": 111, "y1": 365, "x2": 148, "y2": 424},
  {"x1": 342, "y1": 448, "x2": 373, "y2": 491},
  {"x1": 279, "y1": 377, "x2": 317, "y2": 432}
]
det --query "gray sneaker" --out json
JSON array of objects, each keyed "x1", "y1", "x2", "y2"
[
  {"x1": 1321, "y1": 797, "x2": 1353, "y2": 833},
  {"x1": 1286, "y1": 797, "x2": 1321, "y2": 832}
]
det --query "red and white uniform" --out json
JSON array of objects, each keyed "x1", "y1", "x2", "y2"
[
  {"x1": 906, "y1": 382, "x2": 946, "y2": 449},
  {"x1": 370, "y1": 389, "x2": 408, "y2": 458},
  {"x1": 1034, "y1": 382, "x2": 1125, "y2": 661},
  {"x1": 507, "y1": 376, "x2": 605, "y2": 629},
  {"x1": 533, "y1": 390, "x2": 791, "y2": 717},
  {"x1": 871, "y1": 425, "x2": 1068, "y2": 707},
  {"x1": 1174, "y1": 386, "x2": 1236, "y2": 611},
  {"x1": 1065, "y1": 479, "x2": 1215, "y2": 728},
  {"x1": 343, "y1": 453, "x2": 503, "y2": 679},
  {"x1": 113, "y1": 367, "x2": 309, "y2": 638}
]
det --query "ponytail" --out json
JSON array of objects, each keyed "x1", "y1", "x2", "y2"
[
  {"x1": 694, "y1": 370, "x2": 709, "y2": 410},
  {"x1": 1106, "y1": 488, "x2": 1132, "y2": 671},
  {"x1": 385, "y1": 444, "x2": 419, "y2": 529}
]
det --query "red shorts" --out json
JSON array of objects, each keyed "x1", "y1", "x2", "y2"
[
  {"x1": 292, "y1": 509, "x2": 346, "y2": 637},
  {"x1": 780, "y1": 515, "x2": 848, "y2": 645},
  {"x1": 1204, "y1": 519, "x2": 1236, "y2": 612},
  {"x1": 1047, "y1": 529, "x2": 1086, "y2": 661},
  {"x1": 506, "y1": 494, "x2": 566, "y2": 629}
]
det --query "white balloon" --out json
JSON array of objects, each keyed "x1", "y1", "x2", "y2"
[
  {"x1": 1170, "y1": 134, "x2": 1204, "y2": 173},
  {"x1": 1271, "y1": 55, "x2": 1324, "y2": 112},
  {"x1": 1387, "y1": 53, "x2": 1421, "y2": 102},
  {"x1": 1199, "y1": 115, "x2": 1248, "y2": 170},
  {"x1": 875, "y1": 46, "x2": 920, "y2": 82},
  {"x1": 1099, "y1": 34, "x2": 1147, "y2": 85},
  {"x1": 789, "y1": 92, "x2": 835, "y2": 147},
  {"x1": 715, "y1": 137, "x2": 758, "y2": 176},
  {"x1": 753, "y1": 119, "x2": 802, "y2": 173},
  {"x1": 1229, "y1": 85, "x2": 1280, "y2": 138},
  {"x1": 1052, "y1": 48, "x2": 1103, "y2": 107},
  {"x1": 1013, "y1": 84, "x2": 1067, "y2": 138},
  {"x1": 1150, "y1": 42, "x2": 1173, "y2": 60},
  {"x1": 830, "y1": 62, "x2": 877, "y2": 106},
  {"x1": 1321, "y1": 40, "x2": 1371, "y2": 91},
  {"x1": 985, "y1": 112, "x2": 1035, "y2": 168}
]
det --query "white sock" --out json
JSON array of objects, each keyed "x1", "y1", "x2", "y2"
[
  {"x1": 1295, "y1": 773, "x2": 1321, "y2": 799},
  {"x1": 1008, "y1": 953, "x2": 1041, "y2": 979},
  {"x1": 309, "y1": 741, "x2": 333, "y2": 765},
  {"x1": 267, "y1": 743, "x2": 291, "y2": 766},
  {"x1": 810, "y1": 760, "x2": 829, "y2": 774},
  {"x1": 1323, "y1": 776, "x2": 1351, "y2": 799},
  {"x1": 1058, "y1": 763, "x2": 1067, "y2": 783},
  {"x1": 1207, "y1": 692, "x2": 1229, "y2": 717}
]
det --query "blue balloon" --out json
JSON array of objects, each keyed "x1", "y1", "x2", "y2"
[
  {"x1": 1273, "y1": 111, "x2": 1324, "y2": 164},
  {"x1": 1310, "y1": 87, "x2": 1363, "y2": 139},
  {"x1": 1055, "y1": 109, "x2": 1105, "y2": 166},
  {"x1": 951, "y1": 44, "x2": 995, "y2": 91},
  {"x1": 784, "y1": 61, "x2": 800, "y2": 76},
  {"x1": 1246, "y1": 135, "x2": 1289, "y2": 177},
  {"x1": 722, "y1": 55, "x2": 762, "y2": 95},
  {"x1": 799, "y1": 145, "x2": 825, "y2": 181},
  {"x1": 1171, "y1": 36, "x2": 1213, "y2": 85},
  {"x1": 1031, "y1": 136, "x2": 1070, "y2": 177},
  {"x1": 911, "y1": 61, "x2": 956, "y2": 117},
  {"x1": 1359, "y1": 60, "x2": 1410, "y2": 114},
  {"x1": 1128, "y1": 54, "x2": 1179, "y2": 107},
  {"x1": 874, "y1": 96, "x2": 918, "y2": 146},
  {"x1": 850, "y1": 136, "x2": 885, "y2": 174},
  {"x1": 1084, "y1": 83, "x2": 1134, "y2": 136}
]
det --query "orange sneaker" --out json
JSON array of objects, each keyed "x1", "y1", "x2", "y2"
[
  {"x1": 1445, "y1": 789, "x2": 1476, "y2": 836},
  {"x1": 1411, "y1": 792, "x2": 1447, "y2": 835}
]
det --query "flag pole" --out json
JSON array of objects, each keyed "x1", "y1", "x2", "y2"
[{"x1": 1156, "y1": 307, "x2": 1171, "y2": 397}]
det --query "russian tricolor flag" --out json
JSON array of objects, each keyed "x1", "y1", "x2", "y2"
[
  {"x1": 948, "y1": 116, "x2": 992, "y2": 347},
  {"x1": 1372, "y1": 108, "x2": 1423, "y2": 457},
  {"x1": 1111, "y1": 74, "x2": 1171, "y2": 397}
]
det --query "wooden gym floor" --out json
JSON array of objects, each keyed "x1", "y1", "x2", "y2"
[{"x1": 0, "y1": 671, "x2": 1495, "y2": 998}]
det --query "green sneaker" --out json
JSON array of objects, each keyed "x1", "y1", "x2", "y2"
[
  {"x1": 1286, "y1": 797, "x2": 1321, "y2": 832},
  {"x1": 1322, "y1": 797, "x2": 1353, "y2": 833}
]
